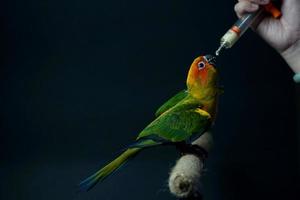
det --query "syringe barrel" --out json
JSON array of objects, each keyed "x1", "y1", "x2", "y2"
[
  {"x1": 220, "y1": 7, "x2": 264, "y2": 48},
  {"x1": 234, "y1": 8, "x2": 264, "y2": 36}
]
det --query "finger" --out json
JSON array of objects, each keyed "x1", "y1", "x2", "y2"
[
  {"x1": 281, "y1": 0, "x2": 300, "y2": 25},
  {"x1": 234, "y1": 1, "x2": 259, "y2": 18},
  {"x1": 238, "y1": 0, "x2": 270, "y2": 5}
]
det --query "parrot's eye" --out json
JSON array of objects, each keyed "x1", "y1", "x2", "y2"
[{"x1": 197, "y1": 61, "x2": 206, "y2": 70}]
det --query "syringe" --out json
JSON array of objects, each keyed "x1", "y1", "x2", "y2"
[{"x1": 216, "y1": 1, "x2": 282, "y2": 56}]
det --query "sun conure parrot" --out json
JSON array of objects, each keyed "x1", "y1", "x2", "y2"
[{"x1": 79, "y1": 54, "x2": 220, "y2": 191}]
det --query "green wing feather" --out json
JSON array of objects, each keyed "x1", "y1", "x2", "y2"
[
  {"x1": 138, "y1": 97, "x2": 210, "y2": 143},
  {"x1": 155, "y1": 90, "x2": 188, "y2": 117}
]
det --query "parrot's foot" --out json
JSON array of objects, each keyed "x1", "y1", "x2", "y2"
[{"x1": 176, "y1": 142, "x2": 208, "y2": 160}]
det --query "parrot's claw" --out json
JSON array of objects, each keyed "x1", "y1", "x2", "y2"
[{"x1": 176, "y1": 142, "x2": 208, "y2": 160}]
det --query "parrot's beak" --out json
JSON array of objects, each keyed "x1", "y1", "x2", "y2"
[{"x1": 204, "y1": 55, "x2": 217, "y2": 66}]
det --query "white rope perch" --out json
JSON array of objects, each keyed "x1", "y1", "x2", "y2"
[{"x1": 168, "y1": 132, "x2": 213, "y2": 199}]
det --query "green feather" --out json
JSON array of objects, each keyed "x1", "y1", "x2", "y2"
[
  {"x1": 138, "y1": 96, "x2": 210, "y2": 143},
  {"x1": 79, "y1": 148, "x2": 141, "y2": 191},
  {"x1": 155, "y1": 90, "x2": 188, "y2": 117}
]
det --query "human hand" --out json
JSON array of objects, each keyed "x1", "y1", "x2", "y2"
[{"x1": 234, "y1": 0, "x2": 300, "y2": 73}]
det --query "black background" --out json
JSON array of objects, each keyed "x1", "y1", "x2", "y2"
[{"x1": 0, "y1": 0, "x2": 299, "y2": 200}]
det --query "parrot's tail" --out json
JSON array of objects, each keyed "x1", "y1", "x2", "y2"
[{"x1": 79, "y1": 148, "x2": 141, "y2": 191}]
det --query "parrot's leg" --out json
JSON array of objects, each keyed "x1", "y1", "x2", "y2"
[{"x1": 176, "y1": 142, "x2": 208, "y2": 160}]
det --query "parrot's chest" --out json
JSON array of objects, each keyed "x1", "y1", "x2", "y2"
[{"x1": 202, "y1": 98, "x2": 218, "y2": 120}]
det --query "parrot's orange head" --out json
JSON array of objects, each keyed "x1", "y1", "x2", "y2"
[{"x1": 187, "y1": 55, "x2": 218, "y2": 91}]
